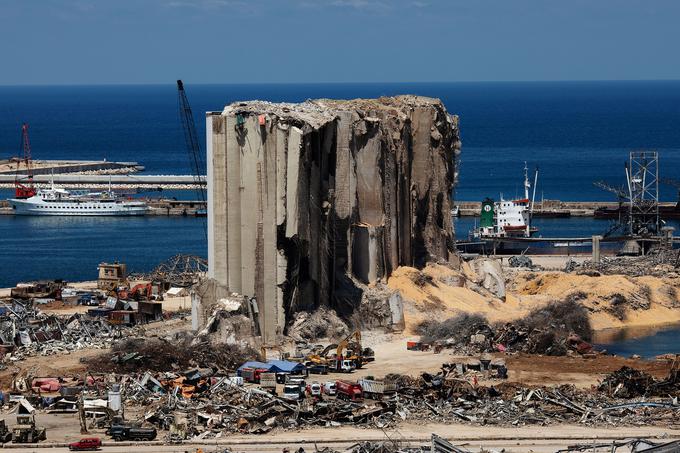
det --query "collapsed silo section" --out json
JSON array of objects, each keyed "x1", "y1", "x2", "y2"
[{"x1": 206, "y1": 97, "x2": 460, "y2": 343}]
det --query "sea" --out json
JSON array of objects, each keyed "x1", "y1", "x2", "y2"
[
  {"x1": 2, "y1": 80, "x2": 680, "y2": 281},
  {"x1": 1, "y1": 81, "x2": 680, "y2": 353}
]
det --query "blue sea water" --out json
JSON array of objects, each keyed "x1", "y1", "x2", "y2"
[
  {"x1": 595, "y1": 324, "x2": 680, "y2": 359},
  {"x1": 1, "y1": 81, "x2": 680, "y2": 288}
]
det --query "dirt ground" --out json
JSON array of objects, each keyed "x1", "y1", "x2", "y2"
[
  {"x1": 4, "y1": 414, "x2": 679, "y2": 452},
  {"x1": 315, "y1": 333, "x2": 675, "y2": 389}
]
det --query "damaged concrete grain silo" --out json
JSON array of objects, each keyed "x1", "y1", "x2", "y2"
[{"x1": 206, "y1": 96, "x2": 461, "y2": 343}]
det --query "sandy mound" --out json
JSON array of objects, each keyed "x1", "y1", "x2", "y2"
[
  {"x1": 388, "y1": 262, "x2": 680, "y2": 333},
  {"x1": 512, "y1": 271, "x2": 680, "y2": 330},
  {"x1": 387, "y1": 263, "x2": 534, "y2": 333}
]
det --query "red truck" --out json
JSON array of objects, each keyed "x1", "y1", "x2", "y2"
[
  {"x1": 241, "y1": 367, "x2": 269, "y2": 383},
  {"x1": 336, "y1": 380, "x2": 363, "y2": 401},
  {"x1": 68, "y1": 437, "x2": 102, "y2": 451}
]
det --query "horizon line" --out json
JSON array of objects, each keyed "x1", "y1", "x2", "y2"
[{"x1": 1, "y1": 78, "x2": 680, "y2": 88}]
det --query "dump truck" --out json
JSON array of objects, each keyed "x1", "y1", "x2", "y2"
[
  {"x1": 259, "y1": 372, "x2": 277, "y2": 391},
  {"x1": 11, "y1": 415, "x2": 47, "y2": 443},
  {"x1": 358, "y1": 378, "x2": 398, "y2": 399},
  {"x1": 282, "y1": 383, "x2": 305, "y2": 401},
  {"x1": 336, "y1": 380, "x2": 363, "y2": 402},
  {"x1": 241, "y1": 367, "x2": 269, "y2": 383},
  {"x1": 106, "y1": 424, "x2": 157, "y2": 441},
  {"x1": 328, "y1": 358, "x2": 355, "y2": 373}
]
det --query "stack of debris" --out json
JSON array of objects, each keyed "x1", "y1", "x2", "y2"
[
  {"x1": 127, "y1": 361, "x2": 680, "y2": 437},
  {"x1": 599, "y1": 363, "x2": 680, "y2": 398},
  {"x1": 129, "y1": 254, "x2": 207, "y2": 288},
  {"x1": 1, "y1": 308, "x2": 129, "y2": 362},
  {"x1": 415, "y1": 300, "x2": 593, "y2": 356},
  {"x1": 572, "y1": 247, "x2": 680, "y2": 277},
  {"x1": 83, "y1": 337, "x2": 257, "y2": 374}
]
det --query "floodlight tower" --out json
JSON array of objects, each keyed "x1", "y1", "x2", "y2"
[{"x1": 626, "y1": 151, "x2": 659, "y2": 237}]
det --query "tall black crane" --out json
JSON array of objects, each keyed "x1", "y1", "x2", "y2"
[
  {"x1": 593, "y1": 180, "x2": 629, "y2": 237},
  {"x1": 177, "y1": 80, "x2": 207, "y2": 235}
]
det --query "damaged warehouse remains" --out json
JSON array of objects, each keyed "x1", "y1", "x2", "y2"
[{"x1": 202, "y1": 96, "x2": 461, "y2": 342}]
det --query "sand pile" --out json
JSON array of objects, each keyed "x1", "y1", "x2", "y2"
[
  {"x1": 387, "y1": 263, "x2": 533, "y2": 333},
  {"x1": 387, "y1": 261, "x2": 680, "y2": 333},
  {"x1": 512, "y1": 272, "x2": 680, "y2": 330}
]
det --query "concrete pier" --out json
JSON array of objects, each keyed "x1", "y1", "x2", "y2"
[
  {"x1": 0, "y1": 174, "x2": 205, "y2": 190},
  {"x1": 0, "y1": 159, "x2": 142, "y2": 175}
]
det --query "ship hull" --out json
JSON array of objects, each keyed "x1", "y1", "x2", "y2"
[{"x1": 10, "y1": 199, "x2": 147, "y2": 216}]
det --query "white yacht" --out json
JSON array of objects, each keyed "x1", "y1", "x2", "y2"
[{"x1": 10, "y1": 184, "x2": 148, "y2": 216}]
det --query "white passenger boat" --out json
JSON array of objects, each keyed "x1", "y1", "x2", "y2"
[{"x1": 9, "y1": 184, "x2": 147, "y2": 216}]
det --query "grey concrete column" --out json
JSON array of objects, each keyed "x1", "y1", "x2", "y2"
[{"x1": 592, "y1": 235, "x2": 602, "y2": 264}]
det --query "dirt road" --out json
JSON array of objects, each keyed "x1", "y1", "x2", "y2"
[{"x1": 3, "y1": 423, "x2": 679, "y2": 452}]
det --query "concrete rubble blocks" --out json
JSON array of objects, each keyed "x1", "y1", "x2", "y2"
[{"x1": 206, "y1": 96, "x2": 461, "y2": 342}]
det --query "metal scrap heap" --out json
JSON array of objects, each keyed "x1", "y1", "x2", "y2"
[
  {"x1": 127, "y1": 361, "x2": 680, "y2": 440},
  {"x1": 570, "y1": 247, "x2": 680, "y2": 277}
]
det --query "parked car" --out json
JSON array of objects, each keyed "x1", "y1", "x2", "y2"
[
  {"x1": 323, "y1": 381, "x2": 337, "y2": 396},
  {"x1": 68, "y1": 437, "x2": 102, "y2": 451},
  {"x1": 306, "y1": 382, "x2": 322, "y2": 397}
]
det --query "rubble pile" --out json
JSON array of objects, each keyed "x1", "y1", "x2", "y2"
[
  {"x1": 599, "y1": 365, "x2": 680, "y2": 398},
  {"x1": 83, "y1": 337, "x2": 257, "y2": 373},
  {"x1": 288, "y1": 306, "x2": 350, "y2": 342},
  {"x1": 416, "y1": 313, "x2": 488, "y2": 346},
  {"x1": 129, "y1": 362, "x2": 680, "y2": 439},
  {"x1": 508, "y1": 255, "x2": 534, "y2": 269},
  {"x1": 0, "y1": 304, "x2": 130, "y2": 363},
  {"x1": 416, "y1": 300, "x2": 593, "y2": 356},
  {"x1": 573, "y1": 247, "x2": 680, "y2": 277},
  {"x1": 129, "y1": 254, "x2": 207, "y2": 287}
]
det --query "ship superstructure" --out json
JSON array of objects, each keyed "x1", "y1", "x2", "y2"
[{"x1": 473, "y1": 164, "x2": 538, "y2": 239}]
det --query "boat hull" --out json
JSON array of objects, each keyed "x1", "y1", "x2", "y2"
[{"x1": 10, "y1": 199, "x2": 147, "y2": 216}]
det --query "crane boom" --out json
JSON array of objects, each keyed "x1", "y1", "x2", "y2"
[
  {"x1": 177, "y1": 80, "x2": 208, "y2": 229},
  {"x1": 593, "y1": 180, "x2": 627, "y2": 200},
  {"x1": 14, "y1": 123, "x2": 36, "y2": 199}
]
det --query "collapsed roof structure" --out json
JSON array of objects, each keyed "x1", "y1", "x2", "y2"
[{"x1": 205, "y1": 96, "x2": 461, "y2": 342}]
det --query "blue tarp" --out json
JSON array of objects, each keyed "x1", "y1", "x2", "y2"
[
  {"x1": 267, "y1": 360, "x2": 306, "y2": 373},
  {"x1": 237, "y1": 361, "x2": 271, "y2": 376},
  {"x1": 236, "y1": 360, "x2": 306, "y2": 376}
]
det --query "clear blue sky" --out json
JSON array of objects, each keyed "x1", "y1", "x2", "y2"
[{"x1": 1, "y1": 0, "x2": 678, "y2": 85}]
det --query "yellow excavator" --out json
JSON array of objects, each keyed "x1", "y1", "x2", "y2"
[
  {"x1": 305, "y1": 330, "x2": 375, "y2": 371},
  {"x1": 329, "y1": 331, "x2": 370, "y2": 370}
]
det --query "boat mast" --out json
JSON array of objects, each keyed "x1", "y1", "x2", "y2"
[
  {"x1": 530, "y1": 166, "x2": 539, "y2": 236},
  {"x1": 524, "y1": 162, "x2": 530, "y2": 236}
]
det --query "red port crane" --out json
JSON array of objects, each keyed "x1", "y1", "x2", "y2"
[{"x1": 14, "y1": 123, "x2": 36, "y2": 199}]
